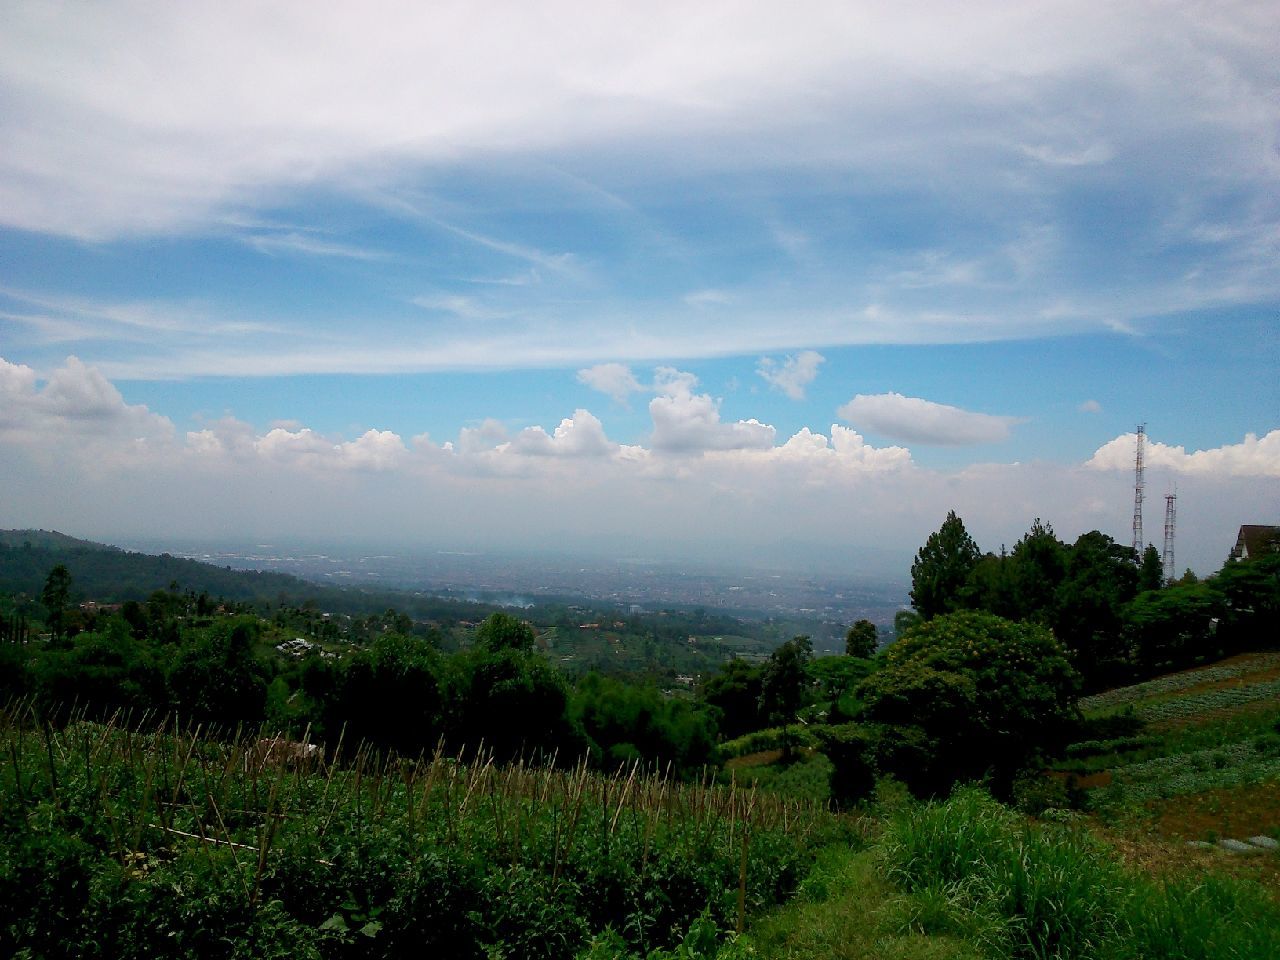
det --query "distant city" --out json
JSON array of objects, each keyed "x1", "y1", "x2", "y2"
[{"x1": 119, "y1": 540, "x2": 910, "y2": 627}]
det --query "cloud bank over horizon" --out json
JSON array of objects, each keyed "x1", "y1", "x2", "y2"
[{"x1": 3, "y1": 355, "x2": 1274, "y2": 575}]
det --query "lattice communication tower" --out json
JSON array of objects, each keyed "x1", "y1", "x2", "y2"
[
  {"x1": 1132, "y1": 424, "x2": 1146, "y2": 559},
  {"x1": 1162, "y1": 492, "x2": 1177, "y2": 583}
]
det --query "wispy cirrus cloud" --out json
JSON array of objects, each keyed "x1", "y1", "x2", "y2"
[{"x1": 756, "y1": 350, "x2": 824, "y2": 400}]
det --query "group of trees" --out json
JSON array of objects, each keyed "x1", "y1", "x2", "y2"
[
  {"x1": 4, "y1": 574, "x2": 721, "y2": 776},
  {"x1": 908, "y1": 511, "x2": 1278, "y2": 690},
  {"x1": 8, "y1": 513, "x2": 1275, "y2": 810}
]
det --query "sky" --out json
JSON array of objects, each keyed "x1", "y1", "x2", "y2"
[{"x1": 1, "y1": 1, "x2": 1277, "y2": 578}]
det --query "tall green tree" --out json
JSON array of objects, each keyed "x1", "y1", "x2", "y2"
[
  {"x1": 699, "y1": 659, "x2": 764, "y2": 739},
  {"x1": 845, "y1": 619, "x2": 878, "y2": 658},
  {"x1": 1006, "y1": 519, "x2": 1067, "y2": 622},
  {"x1": 40, "y1": 564, "x2": 72, "y2": 644},
  {"x1": 910, "y1": 511, "x2": 981, "y2": 620},
  {"x1": 1139, "y1": 544, "x2": 1165, "y2": 592},
  {"x1": 758, "y1": 635, "x2": 813, "y2": 727},
  {"x1": 1052, "y1": 530, "x2": 1139, "y2": 691}
]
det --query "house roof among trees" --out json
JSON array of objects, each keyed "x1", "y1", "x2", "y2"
[{"x1": 1231, "y1": 524, "x2": 1280, "y2": 560}]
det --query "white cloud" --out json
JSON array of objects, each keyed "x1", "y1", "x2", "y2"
[
  {"x1": 649, "y1": 368, "x2": 776, "y2": 453},
  {"x1": 577, "y1": 363, "x2": 645, "y2": 404},
  {"x1": 683, "y1": 289, "x2": 734, "y2": 307},
  {"x1": 337, "y1": 429, "x2": 408, "y2": 470},
  {"x1": 838, "y1": 392, "x2": 1021, "y2": 445},
  {"x1": 4, "y1": 356, "x2": 1275, "y2": 576},
  {"x1": 506, "y1": 409, "x2": 615, "y2": 458},
  {"x1": 0, "y1": 355, "x2": 174, "y2": 449},
  {"x1": 456, "y1": 419, "x2": 510, "y2": 455},
  {"x1": 756, "y1": 350, "x2": 824, "y2": 400},
  {"x1": 1087, "y1": 430, "x2": 1280, "y2": 478},
  {"x1": 0, "y1": 2, "x2": 1273, "y2": 246},
  {"x1": 1078, "y1": 399, "x2": 1103, "y2": 414}
]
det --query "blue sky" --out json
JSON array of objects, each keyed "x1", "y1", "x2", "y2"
[{"x1": 1, "y1": 1, "x2": 1277, "y2": 576}]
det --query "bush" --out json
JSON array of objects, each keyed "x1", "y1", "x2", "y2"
[{"x1": 811, "y1": 723, "x2": 875, "y2": 808}]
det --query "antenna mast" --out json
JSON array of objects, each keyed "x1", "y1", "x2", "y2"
[
  {"x1": 1163, "y1": 492, "x2": 1177, "y2": 583},
  {"x1": 1132, "y1": 424, "x2": 1146, "y2": 559}
]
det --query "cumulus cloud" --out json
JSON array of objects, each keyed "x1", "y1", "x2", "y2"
[
  {"x1": 649, "y1": 368, "x2": 776, "y2": 453},
  {"x1": 838, "y1": 392, "x2": 1021, "y2": 445},
  {"x1": 1086, "y1": 430, "x2": 1280, "y2": 478},
  {"x1": 1079, "y1": 399, "x2": 1103, "y2": 414},
  {"x1": 712, "y1": 424, "x2": 912, "y2": 473},
  {"x1": 577, "y1": 363, "x2": 645, "y2": 404},
  {"x1": 506, "y1": 410, "x2": 616, "y2": 458},
  {"x1": 0, "y1": 355, "x2": 174, "y2": 448},
  {"x1": 756, "y1": 350, "x2": 824, "y2": 400}
]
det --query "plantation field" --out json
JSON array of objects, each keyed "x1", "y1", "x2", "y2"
[
  {"x1": 1061, "y1": 652, "x2": 1280, "y2": 886},
  {"x1": 0, "y1": 704, "x2": 833, "y2": 960}
]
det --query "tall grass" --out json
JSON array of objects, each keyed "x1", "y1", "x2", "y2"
[{"x1": 881, "y1": 788, "x2": 1280, "y2": 960}]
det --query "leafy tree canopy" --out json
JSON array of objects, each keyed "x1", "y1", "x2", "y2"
[
  {"x1": 845, "y1": 619, "x2": 878, "y2": 658},
  {"x1": 859, "y1": 610, "x2": 1080, "y2": 796},
  {"x1": 474, "y1": 612, "x2": 537, "y2": 653}
]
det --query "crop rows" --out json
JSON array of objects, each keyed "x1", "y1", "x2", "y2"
[
  {"x1": 1, "y1": 704, "x2": 837, "y2": 959},
  {"x1": 1079, "y1": 653, "x2": 1280, "y2": 713},
  {"x1": 1127, "y1": 678, "x2": 1280, "y2": 725},
  {"x1": 1093, "y1": 737, "x2": 1280, "y2": 806},
  {"x1": 1080, "y1": 655, "x2": 1280, "y2": 711}
]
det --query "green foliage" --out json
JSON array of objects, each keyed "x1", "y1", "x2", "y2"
[
  {"x1": 806, "y1": 655, "x2": 875, "y2": 721},
  {"x1": 572, "y1": 674, "x2": 718, "y2": 774},
  {"x1": 717, "y1": 725, "x2": 819, "y2": 761},
  {"x1": 167, "y1": 617, "x2": 269, "y2": 729},
  {"x1": 0, "y1": 716, "x2": 818, "y2": 960},
  {"x1": 1139, "y1": 544, "x2": 1165, "y2": 592},
  {"x1": 1124, "y1": 581, "x2": 1225, "y2": 675},
  {"x1": 859, "y1": 612, "x2": 1080, "y2": 796},
  {"x1": 883, "y1": 788, "x2": 1280, "y2": 960},
  {"x1": 331, "y1": 633, "x2": 445, "y2": 754},
  {"x1": 757, "y1": 636, "x2": 813, "y2": 728},
  {"x1": 1050, "y1": 531, "x2": 1139, "y2": 692},
  {"x1": 40, "y1": 563, "x2": 73, "y2": 643},
  {"x1": 910, "y1": 511, "x2": 981, "y2": 620},
  {"x1": 845, "y1": 620, "x2": 878, "y2": 658},
  {"x1": 811, "y1": 723, "x2": 876, "y2": 808},
  {"x1": 700, "y1": 660, "x2": 764, "y2": 741},
  {"x1": 475, "y1": 611, "x2": 537, "y2": 652},
  {"x1": 449, "y1": 645, "x2": 581, "y2": 761}
]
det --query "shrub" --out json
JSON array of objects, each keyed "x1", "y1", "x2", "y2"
[{"x1": 811, "y1": 723, "x2": 875, "y2": 808}]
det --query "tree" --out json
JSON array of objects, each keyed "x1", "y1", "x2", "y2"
[
  {"x1": 700, "y1": 659, "x2": 764, "y2": 739},
  {"x1": 167, "y1": 618, "x2": 269, "y2": 728},
  {"x1": 333, "y1": 633, "x2": 444, "y2": 754},
  {"x1": 758, "y1": 635, "x2": 813, "y2": 727},
  {"x1": 1139, "y1": 544, "x2": 1164, "y2": 592},
  {"x1": 40, "y1": 564, "x2": 72, "y2": 643},
  {"x1": 474, "y1": 612, "x2": 537, "y2": 652},
  {"x1": 1052, "y1": 530, "x2": 1139, "y2": 691},
  {"x1": 1005, "y1": 519, "x2": 1067, "y2": 623},
  {"x1": 910, "y1": 511, "x2": 981, "y2": 620},
  {"x1": 845, "y1": 619, "x2": 878, "y2": 658},
  {"x1": 858, "y1": 611, "x2": 1080, "y2": 796}
]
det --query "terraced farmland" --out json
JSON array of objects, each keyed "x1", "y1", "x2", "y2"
[{"x1": 1064, "y1": 651, "x2": 1280, "y2": 882}]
